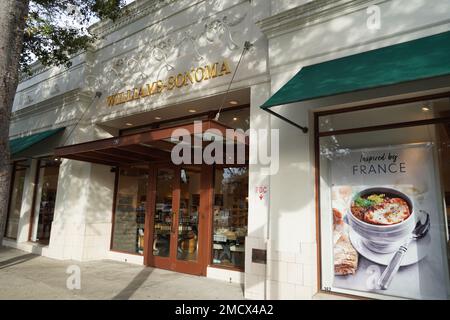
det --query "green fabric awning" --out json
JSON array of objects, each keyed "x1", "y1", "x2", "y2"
[
  {"x1": 10, "y1": 128, "x2": 65, "y2": 155},
  {"x1": 261, "y1": 31, "x2": 450, "y2": 109}
]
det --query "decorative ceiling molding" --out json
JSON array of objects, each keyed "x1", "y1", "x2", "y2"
[{"x1": 257, "y1": 0, "x2": 384, "y2": 39}]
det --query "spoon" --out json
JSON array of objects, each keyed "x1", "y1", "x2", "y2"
[{"x1": 377, "y1": 210, "x2": 430, "y2": 290}]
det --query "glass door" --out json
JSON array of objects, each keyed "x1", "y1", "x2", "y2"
[
  {"x1": 151, "y1": 167, "x2": 177, "y2": 270},
  {"x1": 30, "y1": 157, "x2": 61, "y2": 244},
  {"x1": 148, "y1": 165, "x2": 207, "y2": 276},
  {"x1": 177, "y1": 168, "x2": 201, "y2": 262}
]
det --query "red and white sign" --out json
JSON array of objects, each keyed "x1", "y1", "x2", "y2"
[{"x1": 256, "y1": 186, "x2": 268, "y2": 200}]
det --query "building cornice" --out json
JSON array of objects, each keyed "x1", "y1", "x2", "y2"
[
  {"x1": 10, "y1": 89, "x2": 90, "y2": 122},
  {"x1": 19, "y1": 52, "x2": 86, "y2": 85},
  {"x1": 18, "y1": 1, "x2": 174, "y2": 82},
  {"x1": 257, "y1": 0, "x2": 384, "y2": 39},
  {"x1": 89, "y1": 0, "x2": 179, "y2": 38}
]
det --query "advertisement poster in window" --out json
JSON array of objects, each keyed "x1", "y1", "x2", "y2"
[{"x1": 330, "y1": 143, "x2": 450, "y2": 299}]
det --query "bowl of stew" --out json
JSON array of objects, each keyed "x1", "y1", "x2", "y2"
[{"x1": 346, "y1": 187, "x2": 416, "y2": 253}]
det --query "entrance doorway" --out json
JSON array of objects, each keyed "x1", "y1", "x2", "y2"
[
  {"x1": 145, "y1": 165, "x2": 212, "y2": 276},
  {"x1": 29, "y1": 157, "x2": 62, "y2": 245},
  {"x1": 54, "y1": 118, "x2": 250, "y2": 276}
]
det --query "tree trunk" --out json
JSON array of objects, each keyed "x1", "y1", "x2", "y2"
[{"x1": 0, "y1": 0, "x2": 30, "y2": 246}]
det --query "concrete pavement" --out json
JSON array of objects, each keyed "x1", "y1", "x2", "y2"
[{"x1": 0, "y1": 246, "x2": 244, "y2": 300}]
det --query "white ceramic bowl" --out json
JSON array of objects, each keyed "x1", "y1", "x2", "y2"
[{"x1": 345, "y1": 187, "x2": 416, "y2": 253}]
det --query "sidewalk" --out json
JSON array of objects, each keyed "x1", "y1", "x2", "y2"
[{"x1": 0, "y1": 247, "x2": 244, "y2": 300}]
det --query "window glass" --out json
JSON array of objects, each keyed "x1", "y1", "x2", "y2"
[
  {"x1": 319, "y1": 97, "x2": 450, "y2": 133},
  {"x1": 177, "y1": 168, "x2": 201, "y2": 261},
  {"x1": 213, "y1": 167, "x2": 248, "y2": 269},
  {"x1": 5, "y1": 160, "x2": 29, "y2": 239},
  {"x1": 152, "y1": 168, "x2": 174, "y2": 257},
  {"x1": 319, "y1": 121, "x2": 450, "y2": 299},
  {"x1": 112, "y1": 167, "x2": 148, "y2": 254},
  {"x1": 30, "y1": 157, "x2": 61, "y2": 244}
]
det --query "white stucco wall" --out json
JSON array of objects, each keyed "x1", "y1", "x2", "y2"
[
  {"x1": 256, "y1": 0, "x2": 450, "y2": 300},
  {"x1": 4, "y1": 0, "x2": 450, "y2": 300},
  {"x1": 6, "y1": 0, "x2": 271, "y2": 268}
]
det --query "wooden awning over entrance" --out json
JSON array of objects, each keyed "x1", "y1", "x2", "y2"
[{"x1": 54, "y1": 120, "x2": 247, "y2": 166}]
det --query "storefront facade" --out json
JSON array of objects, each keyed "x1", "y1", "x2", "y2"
[{"x1": 4, "y1": 0, "x2": 450, "y2": 299}]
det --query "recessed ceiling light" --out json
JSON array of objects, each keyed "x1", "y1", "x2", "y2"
[
  {"x1": 233, "y1": 117, "x2": 238, "y2": 121},
  {"x1": 155, "y1": 116, "x2": 162, "y2": 120},
  {"x1": 125, "y1": 123, "x2": 133, "y2": 126},
  {"x1": 188, "y1": 109, "x2": 197, "y2": 113},
  {"x1": 422, "y1": 107, "x2": 430, "y2": 112},
  {"x1": 229, "y1": 100, "x2": 238, "y2": 105}
]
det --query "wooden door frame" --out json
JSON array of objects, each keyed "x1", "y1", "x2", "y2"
[
  {"x1": 144, "y1": 164, "x2": 212, "y2": 276},
  {"x1": 198, "y1": 164, "x2": 214, "y2": 275},
  {"x1": 144, "y1": 164, "x2": 177, "y2": 271}
]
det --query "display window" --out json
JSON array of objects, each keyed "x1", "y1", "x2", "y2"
[
  {"x1": 5, "y1": 160, "x2": 29, "y2": 239},
  {"x1": 212, "y1": 166, "x2": 248, "y2": 270},
  {"x1": 317, "y1": 95, "x2": 450, "y2": 299},
  {"x1": 111, "y1": 167, "x2": 148, "y2": 255},
  {"x1": 30, "y1": 157, "x2": 61, "y2": 244}
]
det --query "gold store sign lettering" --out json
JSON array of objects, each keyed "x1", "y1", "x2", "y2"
[{"x1": 107, "y1": 60, "x2": 232, "y2": 107}]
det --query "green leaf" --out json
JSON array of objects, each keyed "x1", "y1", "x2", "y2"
[
  {"x1": 20, "y1": 0, "x2": 126, "y2": 74},
  {"x1": 354, "y1": 197, "x2": 374, "y2": 208}
]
